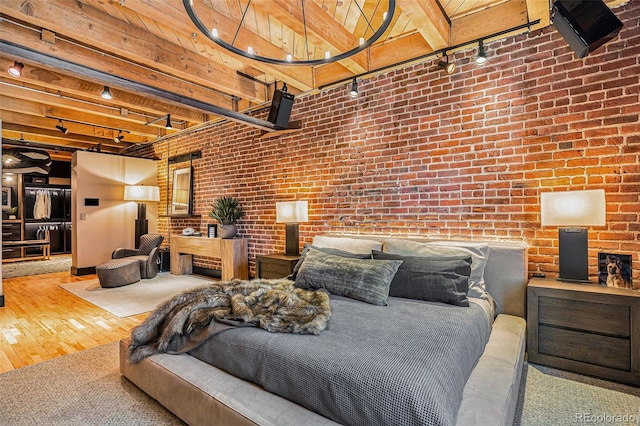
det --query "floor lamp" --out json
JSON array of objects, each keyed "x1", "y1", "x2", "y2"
[
  {"x1": 276, "y1": 201, "x2": 308, "y2": 256},
  {"x1": 541, "y1": 189, "x2": 606, "y2": 283},
  {"x1": 124, "y1": 185, "x2": 160, "y2": 248}
]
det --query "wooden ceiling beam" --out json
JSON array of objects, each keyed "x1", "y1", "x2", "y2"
[
  {"x1": 116, "y1": 0, "x2": 315, "y2": 92},
  {"x1": 450, "y1": 0, "x2": 529, "y2": 46},
  {"x1": 1, "y1": 120, "x2": 132, "y2": 152},
  {"x1": 0, "y1": 58, "x2": 208, "y2": 126},
  {"x1": 1, "y1": 95, "x2": 158, "y2": 139},
  {"x1": 397, "y1": 0, "x2": 450, "y2": 50},
  {"x1": 252, "y1": 0, "x2": 368, "y2": 74},
  {"x1": 0, "y1": 0, "x2": 266, "y2": 103}
]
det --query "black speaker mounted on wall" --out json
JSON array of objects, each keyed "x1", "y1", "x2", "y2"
[
  {"x1": 268, "y1": 83, "x2": 295, "y2": 130},
  {"x1": 552, "y1": 0, "x2": 623, "y2": 59}
]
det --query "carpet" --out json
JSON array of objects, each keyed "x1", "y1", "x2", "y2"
[
  {"x1": 2, "y1": 255, "x2": 72, "y2": 278},
  {"x1": 0, "y1": 342, "x2": 184, "y2": 426},
  {"x1": 514, "y1": 362, "x2": 640, "y2": 426},
  {"x1": 1, "y1": 346, "x2": 639, "y2": 426},
  {"x1": 60, "y1": 272, "x2": 212, "y2": 317}
]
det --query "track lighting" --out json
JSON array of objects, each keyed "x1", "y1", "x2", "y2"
[
  {"x1": 437, "y1": 56, "x2": 455, "y2": 74},
  {"x1": 101, "y1": 86, "x2": 113, "y2": 100},
  {"x1": 165, "y1": 114, "x2": 173, "y2": 129},
  {"x1": 349, "y1": 78, "x2": 359, "y2": 98},
  {"x1": 55, "y1": 119, "x2": 68, "y2": 134},
  {"x1": 114, "y1": 130, "x2": 125, "y2": 143},
  {"x1": 476, "y1": 40, "x2": 487, "y2": 65},
  {"x1": 8, "y1": 61, "x2": 24, "y2": 77}
]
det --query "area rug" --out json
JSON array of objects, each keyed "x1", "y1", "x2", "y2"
[
  {"x1": 514, "y1": 362, "x2": 640, "y2": 426},
  {"x1": 2, "y1": 255, "x2": 72, "y2": 278},
  {"x1": 0, "y1": 342, "x2": 184, "y2": 426},
  {"x1": 59, "y1": 273, "x2": 212, "y2": 317}
]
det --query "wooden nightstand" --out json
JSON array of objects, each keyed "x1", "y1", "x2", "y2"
[
  {"x1": 527, "y1": 278, "x2": 640, "y2": 386},
  {"x1": 256, "y1": 253, "x2": 301, "y2": 279}
]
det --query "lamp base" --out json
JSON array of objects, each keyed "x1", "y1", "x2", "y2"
[
  {"x1": 284, "y1": 223, "x2": 300, "y2": 256},
  {"x1": 134, "y1": 202, "x2": 148, "y2": 249},
  {"x1": 558, "y1": 227, "x2": 589, "y2": 282}
]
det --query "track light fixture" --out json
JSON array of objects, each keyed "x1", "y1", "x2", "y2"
[
  {"x1": 114, "y1": 130, "x2": 125, "y2": 143},
  {"x1": 165, "y1": 114, "x2": 173, "y2": 129},
  {"x1": 476, "y1": 40, "x2": 487, "y2": 65},
  {"x1": 349, "y1": 78, "x2": 359, "y2": 98},
  {"x1": 55, "y1": 119, "x2": 68, "y2": 134},
  {"x1": 8, "y1": 61, "x2": 24, "y2": 77},
  {"x1": 437, "y1": 56, "x2": 455, "y2": 74},
  {"x1": 101, "y1": 86, "x2": 113, "y2": 100}
]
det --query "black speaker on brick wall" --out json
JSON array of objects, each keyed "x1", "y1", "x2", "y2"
[
  {"x1": 552, "y1": 0, "x2": 623, "y2": 59},
  {"x1": 268, "y1": 85, "x2": 295, "y2": 130}
]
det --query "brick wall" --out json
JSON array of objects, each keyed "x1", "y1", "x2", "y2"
[{"x1": 135, "y1": 1, "x2": 639, "y2": 284}]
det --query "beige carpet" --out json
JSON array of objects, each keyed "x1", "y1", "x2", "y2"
[
  {"x1": 0, "y1": 342, "x2": 185, "y2": 426},
  {"x1": 2, "y1": 255, "x2": 72, "y2": 278},
  {"x1": 59, "y1": 272, "x2": 212, "y2": 317}
]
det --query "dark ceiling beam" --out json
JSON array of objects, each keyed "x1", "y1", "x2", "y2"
[{"x1": 1, "y1": 41, "x2": 281, "y2": 133}]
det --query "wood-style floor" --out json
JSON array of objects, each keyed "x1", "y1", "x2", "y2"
[{"x1": 0, "y1": 270, "x2": 147, "y2": 373}]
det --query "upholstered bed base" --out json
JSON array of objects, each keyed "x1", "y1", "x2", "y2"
[{"x1": 120, "y1": 237, "x2": 528, "y2": 425}]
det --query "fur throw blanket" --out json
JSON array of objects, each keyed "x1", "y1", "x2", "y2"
[{"x1": 128, "y1": 278, "x2": 331, "y2": 363}]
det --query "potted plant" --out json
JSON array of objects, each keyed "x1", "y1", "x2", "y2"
[
  {"x1": 7, "y1": 207, "x2": 17, "y2": 220},
  {"x1": 208, "y1": 196, "x2": 244, "y2": 239}
]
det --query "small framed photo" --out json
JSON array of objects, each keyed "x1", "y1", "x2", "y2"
[
  {"x1": 207, "y1": 224, "x2": 217, "y2": 238},
  {"x1": 2, "y1": 187, "x2": 11, "y2": 210},
  {"x1": 598, "y1": 252, "x2": 633, "y2": 289}
]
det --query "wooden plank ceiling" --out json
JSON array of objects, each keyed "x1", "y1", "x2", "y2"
[{"x1": 0, "y1": 0, "x2": 611, "y2": 162}]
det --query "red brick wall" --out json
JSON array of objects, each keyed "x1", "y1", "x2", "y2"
[{"x1": 135, "y1": 1, "x2": 639, "y2": 284}]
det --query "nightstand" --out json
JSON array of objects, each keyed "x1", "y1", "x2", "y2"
[
  {"x1": 256, "y1": 253, "x2": 301, "y2": 279},
  {"x1": 527, "y1": 278, "x2": 640, "y2": 386}
]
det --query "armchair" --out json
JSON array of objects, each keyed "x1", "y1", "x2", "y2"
[{"x1": 112, "y1": 233, "x2": 164, "y2": 279}]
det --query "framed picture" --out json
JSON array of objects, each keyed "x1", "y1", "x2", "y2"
[
  {"x1": 171, "y1": 167, "x2": 192, "y2": 216},
  {"x1": 2, "y1": 187, "x2": 11, "y2": 210},
  {"x1": 598, "y1": 252, "x2": 633, "y2": 289},
  {"x1": 207, "y1": 224, "x2": 217, "y2": 238}
]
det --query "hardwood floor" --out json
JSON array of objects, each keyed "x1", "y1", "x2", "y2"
[{"x1": 0, "y1": 270, "x2": 147, "y2": 373}]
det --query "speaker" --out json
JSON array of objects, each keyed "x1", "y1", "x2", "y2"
[
  {"x1": 268, "y1": 89, "x2": 295, "y2": 129},
  {"x1": 552, "y1": 0, "x2": 623, "y2": 59},
  {"x1": 558, "y1": 227, "x2": 590, "y2": 282}
]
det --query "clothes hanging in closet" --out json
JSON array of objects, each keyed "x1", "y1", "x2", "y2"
[{"x1": 33, "y1": 189, "x2": 52, "y2": 220}]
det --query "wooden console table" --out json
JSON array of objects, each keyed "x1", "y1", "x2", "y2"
[{"x1": 170, "y1": 236, "x2": 248, "y2": 281}]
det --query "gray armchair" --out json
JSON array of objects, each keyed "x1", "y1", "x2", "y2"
[{"x1": 112, "y1": 233, "x2": 164, "y2": 279}]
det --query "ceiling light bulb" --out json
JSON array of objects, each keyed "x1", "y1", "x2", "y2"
[
  {"x1": 5, "y1": 175, "x2": 13, "y2": 182},
  {"x1": 349, "y1": 78, "x2": 359, "y2": 98},
  {"x1": 325, "y1": 51, "x2": 331, "y2": 59},
  {"x1": 8, "y1": 61, "x2": 24, "y2": 77},
  {"x1": 247, "y1": 46, "x2": 254, "y2": 55},
  {"x1": 383, "y1": 12, "x2": 388, "y2": 20},
  {"x1": 114, "y1": 130, "x2": 124, "y2": 143},
  {"x1": 286, "y1": 54, "x2": 292, "y2": 62},
  {"x1": 56, "y1": 119, "x2": 69, "y2": 134},
  {"x1": 476, "y1": 41, "x2": 487, "y2": 64},
  {"x1": 101, "y1": 86, "x2": 113, "y2": 100},
  {"x1": 359, "y1": 37, "x2": 365, "y2": 46},
  {"x1": 211, "y1": 28, "x2": 218, "y2": 38}
]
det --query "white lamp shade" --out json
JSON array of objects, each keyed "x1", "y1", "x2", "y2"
[
  {"x1": 276, "y1": 201, "x2": 308, "y2": 223},
  {"x1": 541, "y1": 189, "x2": 605, "y2": 227},
  {"x1": 124, "y1": 185, "x2": 160, "y2": 202}
]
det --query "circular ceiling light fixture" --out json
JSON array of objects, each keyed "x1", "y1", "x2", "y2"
[{"x1": 183, "y1": 0, "x2": 396, "y2": 66}]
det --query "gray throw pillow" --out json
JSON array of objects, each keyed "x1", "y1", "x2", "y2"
[
  {"x1": 372, "y1": 251, "x2": 472, "y2": 307},
  {"x1": 289, "y1": 244, "x2": 371, "y2": 280},
  {"x1": 295, "y1": 248, "x2": 402, "y2": 306}
]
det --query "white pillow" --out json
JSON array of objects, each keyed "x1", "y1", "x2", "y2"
[
  {"x1": 382, "y1": 239, "x2": 489, "y2": 300},
  {"x1": 311, "y1": 235, "x2": 383, "y2": 254}
]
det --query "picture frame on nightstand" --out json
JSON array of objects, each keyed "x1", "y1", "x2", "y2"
[
  {"x1": 207, "y1": 224, "x2": 217, "y2": 238},
  {"x1": 597, "y1": 252, "x2": 633, "y2": 289}
]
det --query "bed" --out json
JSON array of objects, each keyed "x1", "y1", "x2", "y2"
[{"x1": 120, "y1": 235, "x2": 528, "y2": 426}]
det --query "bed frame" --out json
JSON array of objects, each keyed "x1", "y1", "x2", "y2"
[{"x1": 120, "y1": 237, "x2": 528, "y2": 426}]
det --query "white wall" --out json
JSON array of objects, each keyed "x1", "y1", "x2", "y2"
[{"x1": 71, "y1": 151, "x2": 158, "y2": 272}]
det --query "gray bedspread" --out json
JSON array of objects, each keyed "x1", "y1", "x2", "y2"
[{"x1": 189, "y1": 294, "x2": 492, "y2": 426}]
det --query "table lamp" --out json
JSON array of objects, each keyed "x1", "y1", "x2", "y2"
[
  {"x1": 276, "y1": 201, "x2": 308, "y2": 255},
  {"x1": 124, "y1": 185, "x2": 160, "y2": 248},
  {"x1": 541, "y1": 189, "x2": 605, "y2": 282}
]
